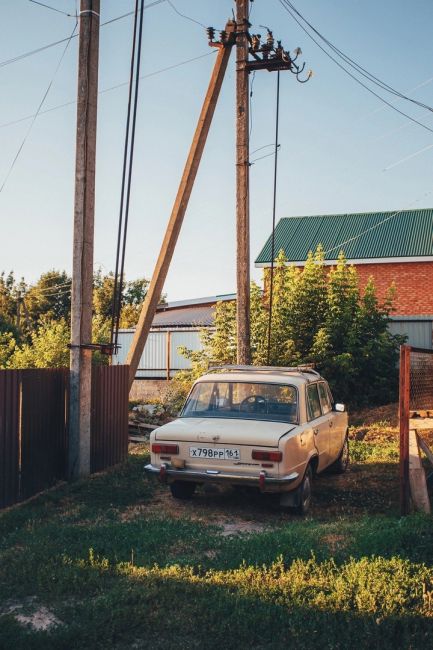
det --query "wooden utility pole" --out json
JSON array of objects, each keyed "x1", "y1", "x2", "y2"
[
  {"x1": 69, "y1": 0, "x2": 100, "y2": 479},
  {"x1": 236, "y1": 0, "x2": 251, "y2": 364},
  {"x1": 126, "y1": 24, "x2": 236, "y2": 388}
]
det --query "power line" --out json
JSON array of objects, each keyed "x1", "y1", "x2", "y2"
[
  {"x1": 278, "y1": 0, "x2": 433, "y2": 136},
  {"x1": 111, "y1": 0, "x2": 142, "y2": 349},
  {"x1": 28, "y1": 0, "x2": 76, "y2": 17},
  {"x1": 0, "y1": 21, "x2": 78, "y2": 195},
  {"x1": 281, "y1": 0, "x2": 433, "y2": 114},
  {"x1": 0, "y1": 1, "x2": 166, "y2": 70},
  {"x1": 0, "y1": 51, "x2": 216, "y2": 130},
  {"x1": 166, "y1": 0, "x2": 206, "y2": 28}
]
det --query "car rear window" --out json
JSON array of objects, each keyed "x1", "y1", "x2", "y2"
[{"x1": 181, "y1": 381, "x2": 298, "y2": 423}]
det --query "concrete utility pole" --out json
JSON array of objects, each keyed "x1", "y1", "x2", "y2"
[
  {"x1": 126, "y1": 24, "x2": 236, "y2": 388},
  {"x1": 69, "y1": 0, "x2": 100, "y2": 480},
  {"x1": 236, "y1": 0, "x2": 251, "y2": 364}
]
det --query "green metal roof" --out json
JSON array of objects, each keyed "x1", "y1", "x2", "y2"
[{"x1": 255, "y1": 208, "x2": 433, "y2": 264}]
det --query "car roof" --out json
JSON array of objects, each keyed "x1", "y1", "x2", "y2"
[{"x1": 195, "y1": 368, "x2": 323, "y2": 386}]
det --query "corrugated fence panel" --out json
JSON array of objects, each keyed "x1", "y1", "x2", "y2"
[
  {"x1": 20, "y1": 368, "x2": 69, "y2": 499},
  {"x1": 389, "y1": 320, "x2": 433, "y2": 350},
  {"x1": 0, "y1": 370, "x2": 20, "y2": 509},
  {"x1": 171, "y1": 331, "x2": 202, "y2": 371},
  {"x1": 91, "y1": 365, "x2": 129, "y2": 473}
]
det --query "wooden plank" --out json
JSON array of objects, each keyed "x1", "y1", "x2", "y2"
[
  {"x1": 417, "y1": 433, "x2": 433, "y2": 467},
  {"x1": 410, "y1": 410, "x2": 433, "y2": 418},
  {"x1": 409, "y1": 418, "x2": 433, "y2": 430},
  {"x1": 408, "y1": 429, "x2": 431, "y2": 514}
]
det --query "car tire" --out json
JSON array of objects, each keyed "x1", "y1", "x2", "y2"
[
  {"x1": 293, "y1": 465, "x2": 313, "y2": 516},
  {"x1": 170, "y1": 481, "x2": 196, "y2": 500},
  {"x1": 330, "y1": 435, "x2": 349, "y2": 474}
]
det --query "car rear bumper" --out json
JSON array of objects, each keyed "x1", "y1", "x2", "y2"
[{"x1": 144, "y1": 463, "x2": 300, "y2": 493}]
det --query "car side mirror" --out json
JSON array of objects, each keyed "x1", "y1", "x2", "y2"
[{"x1": 334, "y1": 403, "x2": 345, "y2": 412}]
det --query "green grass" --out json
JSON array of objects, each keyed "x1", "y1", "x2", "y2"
[{"x1": 1, "y1": 438, "x2": 433, "y2": 649}]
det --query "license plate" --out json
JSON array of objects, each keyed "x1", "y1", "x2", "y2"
[{"x1": 189, "y1": 447, "x2": 240, "y2": 460}]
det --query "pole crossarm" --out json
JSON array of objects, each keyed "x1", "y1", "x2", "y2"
[{"x1": 126, "y1": 22, "x2": 236, "y2": 388}]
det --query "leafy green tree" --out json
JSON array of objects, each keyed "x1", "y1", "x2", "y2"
[
  {"x1": 9, "y1": 318, "x2": 70, "y2": 369},
  {"x1": 0, "y1": 332, "x2": 17, "y2": 368},
  {"x1": 175, "y1": 247, "x2": 402, "y2": 409},
  {"x1": 25, "y1": 270, "x2": 71, "y2": 327}
]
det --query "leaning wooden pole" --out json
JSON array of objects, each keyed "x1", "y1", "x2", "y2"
[{"x1": 126, "y1": 24, "x2": 236, "y2": 388}]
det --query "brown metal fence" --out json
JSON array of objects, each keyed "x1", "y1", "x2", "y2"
[
  {"x1": 91, "y1": 365, "x2": 129, "y2": 473},
  {"x1": 0, "y1": 365, "x2": 129, "y2": 509},
  {"x1": 20, "y1": 369, "x2": 69, "y2": 500},
  {"x1": 0, "y1": 370, "x2": 20, "y2": 508}
]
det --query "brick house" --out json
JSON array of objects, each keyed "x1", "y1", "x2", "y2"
[{"x1": 255, "y1": 208, "x2": 433, "y2": 348}]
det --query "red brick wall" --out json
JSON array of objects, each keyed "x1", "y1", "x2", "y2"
[{"x1": 352, "y1": 261, "x2": 433, "y2": 316}]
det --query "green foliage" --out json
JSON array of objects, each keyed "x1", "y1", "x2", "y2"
[
  {"x1": 25, "y1": 270, "x2": 72, "y2": 327},
  {"x1": 8, "y1": 318, "x2": 70, "y2": 368},
  {"x1": 176, "y1": 248, "x2": 402, "y2": 408},
  {"x1": 93, "y1": 269, "x2": 153, "y2": 328},
  {"x1": 0, "y1": 331, "x2": 17, "y2": 367}
]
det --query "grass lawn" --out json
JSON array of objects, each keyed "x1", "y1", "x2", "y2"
[{"x1": 1, "y1": 407, "x2": 433, "y2": 649}]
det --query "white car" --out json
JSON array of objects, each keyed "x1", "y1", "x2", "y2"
[{"x1": 145, "y1": 366, "x2": 349, "y2": 514}]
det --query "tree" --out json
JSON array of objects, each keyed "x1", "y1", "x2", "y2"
[
  {"x1": 9, "y1": 318, "x2": 70, "y2": 369},
  {"x1": 176, "y1": 247, "x2": 402, "y2": 409},
  {"x1": 25, "y1": 270, "x2": 71, "y2": 327}
]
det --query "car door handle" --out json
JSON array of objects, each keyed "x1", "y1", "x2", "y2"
[{"x1": 313, "y1": 428, "x2": 319, "y2": 435}]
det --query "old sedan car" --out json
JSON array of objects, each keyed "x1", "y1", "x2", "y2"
[{"x1": 145, "y1": 366, "x2": 349, "y2": 514}]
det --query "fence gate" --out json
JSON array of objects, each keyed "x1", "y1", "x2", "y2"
[{"x1": 399, "y1": 345, "x2": 433, "y2": 515}]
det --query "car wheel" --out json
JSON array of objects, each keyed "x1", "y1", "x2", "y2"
[
  {"x1": 293, "y1": 465, "x2": 313, "y2": 516},
  {"x1": 170, "y1": 481, "x2": 196, "y2": 500},
  {"x1": 330, "y1": 436, "x2": 349, "y2": 474}
]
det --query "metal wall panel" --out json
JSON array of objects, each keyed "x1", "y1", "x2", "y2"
[
  {"x1": 171, "y1": 331, "x2": 202, "y2": 370},
  {"x1": 114, "y1": 329, "x2": 204, "y2": 378},
  {"x1": 389, "y1": 320, "x2": 433, "y2": 350}
]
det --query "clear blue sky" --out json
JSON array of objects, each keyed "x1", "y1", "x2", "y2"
[{"x1": 1, "y1": 0, "x2": 433, "y2": 300}]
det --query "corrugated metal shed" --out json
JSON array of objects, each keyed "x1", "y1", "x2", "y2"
[{"x1": 255, "y1": 208, "x2": 433, "y2": 264}]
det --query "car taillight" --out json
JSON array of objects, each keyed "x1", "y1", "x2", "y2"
[
  {"x1": 252, "y1": 450, "x2": 282, "y2": 462},
  {"x1": 152, "y1": 443, "x2": 179, "y2": 455}
]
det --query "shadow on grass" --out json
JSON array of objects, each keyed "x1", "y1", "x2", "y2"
[{"x1": 0, "y1": 558, "x2": 432, "y2": 650}]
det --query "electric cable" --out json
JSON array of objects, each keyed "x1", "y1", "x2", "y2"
[
  {"x1": 166, "y1": 0, "x2": 206, "y2": 28},
  {"x1": 0, "y1": 20, "x2": 78, "y2": 195},
  {"x1": 267, "y1": 71, "x2": 280, "y2": 365},
  {"x1": 111, "y1": 0, "x2": 146, "y2": 351},
  {"x1": 278, "y1": 0, "x2": 433, "y2": 136},
  {"x1": 0, "y1": 51, "x2": 216, "y2": 130},
  {"x1": 281, "y1": 0, "x2": 433, "y2": 114},
  {"x1": 0, "y1": 1, "x2": 166, "y2": 69},
  {"x1": 28, "y1": 0, "x2": 76, "y2": 17},
  {"x1": 110, "y1": 0, "x2": 140, "y2": 349}
]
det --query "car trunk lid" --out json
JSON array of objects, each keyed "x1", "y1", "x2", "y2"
[{"x1": 155, "y1": 417, "x2": 295, "y2": 447}]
